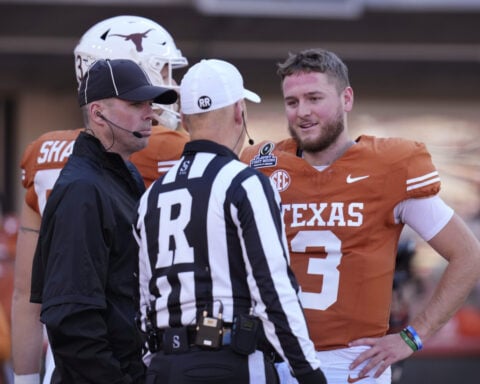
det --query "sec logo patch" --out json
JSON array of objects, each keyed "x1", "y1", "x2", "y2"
[{"x1": 270, "y1": 169, "x2": 290, "y2": 192}]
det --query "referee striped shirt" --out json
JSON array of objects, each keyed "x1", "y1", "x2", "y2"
[{"x1": 134, "y1": 140, "x2": 320, "y2": 377}]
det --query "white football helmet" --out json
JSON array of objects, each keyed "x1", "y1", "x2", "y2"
[{"x1": 74, "y1": 15, "x2": 188, "y2": 129}]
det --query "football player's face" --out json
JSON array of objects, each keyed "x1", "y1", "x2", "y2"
[
  {"x1": 151, "y1": 64, "x2": 180, "y2": 129},
  {"x1": 282, "y1": 71, "x2": 352, "y2": 152},
  {"x1": 160, "y1": 64, "x2": 178, "y2": 87}
]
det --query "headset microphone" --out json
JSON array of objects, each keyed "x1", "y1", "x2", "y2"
[
  {"x1": 241, "y1": 111, "x2": 255, "y2": 146},
  {"x1": 131, "y1": 131, "x2": 143, "y2": 139},
  {"x1": 96, "y1": 112, "x2": 143, "y2": 138},
  {"x1": 246, "y1": 130, "x2": 254, "y2": 146}
]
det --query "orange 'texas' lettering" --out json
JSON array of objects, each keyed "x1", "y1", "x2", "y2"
[{"x1": 37, "y1": 140, "x2": 75, "y2": 164}]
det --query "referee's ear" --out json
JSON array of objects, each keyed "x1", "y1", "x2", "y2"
[
  {"x1": 180, "y1": 112, "x2": 191, "y2": 133},
  {"x1": 233, "y1": 100, "x2": 245, "y2": 125}
]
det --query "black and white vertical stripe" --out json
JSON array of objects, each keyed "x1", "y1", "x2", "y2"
[{"x1": 134, "y1": 140, "x2": 320, "y2": 375}]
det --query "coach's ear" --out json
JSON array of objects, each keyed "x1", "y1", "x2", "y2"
[{"x1": 87, "y1": 102, "x2": 104, "y2": 124}]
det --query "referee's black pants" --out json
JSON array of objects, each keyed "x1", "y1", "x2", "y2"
[{"x1": 145, "y1": 347, "x2": 279, "y2": 384}]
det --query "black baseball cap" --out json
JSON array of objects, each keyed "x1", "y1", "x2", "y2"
[{"x1": 78, "y1": 59, "x2": 178, "y2": 107}]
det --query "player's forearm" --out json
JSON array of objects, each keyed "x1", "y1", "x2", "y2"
[
  {"x1": 11, "y1": 297, "x2": 44, "y2": 374},
  {"x1": 413, "y1": 232, "x2": 480, "y2": 340},
  {"x1": 11, "y1": 226, "x2": 44, "y2": 374}
]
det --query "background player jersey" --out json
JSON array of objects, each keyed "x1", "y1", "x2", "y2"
[
  {"x1": 21, "y1": 129, "x2": 83, "y2": 215},
  {"x1": 20, "y1": 125, "x2": 188, "y2": 214},
  {"x1": 241, "y1": 135, "x2": 441, "y2": 350},
  {"x1": 130, "y1": 125, "x2": 189, "y2": 188}
]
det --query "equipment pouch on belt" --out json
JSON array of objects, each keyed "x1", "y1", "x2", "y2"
[{"x1": 231, "y1": 313, "x2": 260, "y2": 355}]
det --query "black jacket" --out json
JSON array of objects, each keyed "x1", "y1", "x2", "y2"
[{"x1": 31, "y1": 132, "x2": 145, "y2": 383}]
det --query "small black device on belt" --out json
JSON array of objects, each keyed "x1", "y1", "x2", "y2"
[
  {"x1": 194, "y1": 309, "x2": 224, "y2": 349},
  {"x1": 231, "y1": 313, "x2": 260, "y2": 355}
]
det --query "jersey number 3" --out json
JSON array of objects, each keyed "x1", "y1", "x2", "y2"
[{"x1": 291, "y1": 230, "x2": 342, "y2": 310}]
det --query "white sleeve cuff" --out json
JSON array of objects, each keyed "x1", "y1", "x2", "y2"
[
  {"x1": 13, "y1": 373, "x2": 41, "y2": 384},
  {"x1": 395, "y1": 195, "x2": 454, "y2": 241}
]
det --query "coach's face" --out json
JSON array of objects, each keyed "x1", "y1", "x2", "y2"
[
  {"x1": 93, "y1": 98, "x2": 156, "y2": 159},
  {"x1": 282, "y1": 71, "x2": 353, "y2": 153}
]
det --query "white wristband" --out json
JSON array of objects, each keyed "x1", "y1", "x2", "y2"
[{"x1": 13, "y1": 373, "x2": 41, "y2": 384}]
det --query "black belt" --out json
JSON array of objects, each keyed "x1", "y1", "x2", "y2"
[
  {"x1": 150, "y1": 324, "x2": 276, "y2": 359},
  {"x1": 151, "y1": 324, "x2": 233, "y2": 353}
]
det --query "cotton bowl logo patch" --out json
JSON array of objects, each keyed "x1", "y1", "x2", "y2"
[
  {"x1": 270, "y1": 169, "x2": 290, "y2": 192},
  {"x1": 249, "y1": 142, "x2": 277, "y2": 168},
  {"x1": 260, "y1": 142, "x2": 274, "y2": 156},
  {"x1": 197, "y1": 95, "x2": 212, "y2": 110}
]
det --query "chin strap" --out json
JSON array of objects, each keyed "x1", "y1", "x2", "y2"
[{"x1": 153, "y1": 104, "x2": 180, "y2": 130}]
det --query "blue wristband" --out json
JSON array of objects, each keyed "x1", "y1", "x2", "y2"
[{"x1": 405, "y1": 325, "x2": 423, "y2": 350}]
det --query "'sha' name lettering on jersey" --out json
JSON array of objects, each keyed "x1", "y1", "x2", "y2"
[
  {"x1": 37, "y1": 140, "x2": 75, "y2": 164},
  {"x1": 282, "y1": 202, "x2": 364, "y2": 227}
]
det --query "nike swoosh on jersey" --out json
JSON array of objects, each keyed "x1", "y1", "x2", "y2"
[
  {"x1": 346, "y1": 174, "x2": 370, "y2": 183},
  {"x1": 347, "y1": 374, "x2": 369, "y2": 383}
]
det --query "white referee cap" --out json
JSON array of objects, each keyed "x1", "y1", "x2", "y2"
[{"x1": 180, "y1": 59, "x2": 261, "y2": 115}]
